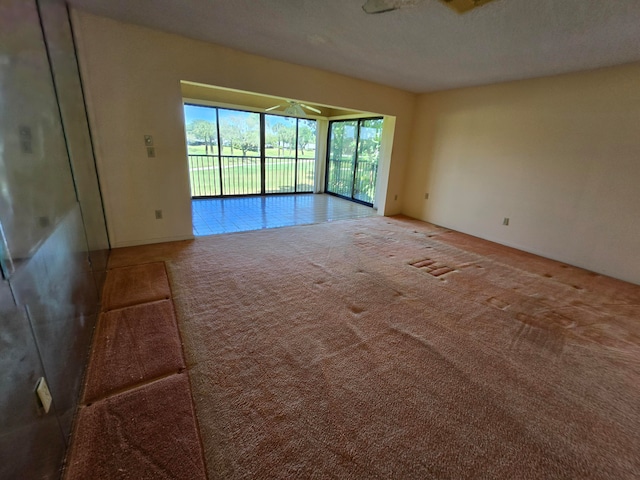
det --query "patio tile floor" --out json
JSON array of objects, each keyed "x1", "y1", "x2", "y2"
[{"x1": 191, "y1": 194, "x2": 376, "y2": 236}]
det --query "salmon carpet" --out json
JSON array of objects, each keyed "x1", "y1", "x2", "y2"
[
  {"x1": 68, "y1": 375, "x2": 205, "y2": 479},
  {"x1": 102, "y1": 262, "x2": 171, "y2": 311},
  {"x1": 108, "y1": 216, "x2": 640, "y2": 479},
  {"x1": 65, "y1": 262, "x2": 206, "y2": 480},
  {"x1": 82, "y1": 299, "x2": 185, "y2": 403}
]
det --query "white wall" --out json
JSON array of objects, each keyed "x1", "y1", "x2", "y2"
[
  {"x1": 71, "y1": 11, "x2": 415, "y2": 247},
  {"x1": 403, "y1": 63, "x2": 640, "y2": 284},
  {"x1": 71, "y1": 10, "x2": 640, "y2": 284}
]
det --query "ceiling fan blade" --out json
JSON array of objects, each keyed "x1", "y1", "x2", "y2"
[
  {"x1": 363, "y1": 0, "x2": 423, "y2": 14},
  {"x1": 362, "y1": 0, "x2": 398, "y2": 14},
  {"x1": 265, "y1": 105, "x2": 283, "y2": 112},
  {"x1": 300, "y1": 104, "x2": 321, "y2": 114}
]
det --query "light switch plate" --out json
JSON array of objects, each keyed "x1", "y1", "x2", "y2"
[
  {"x1": 36, "y1": 377, "x2": 52, "y2": 413},
  {"x1": 0, "y1": 220, "x2": 15, "y2": 278},
  {"x1": 19, "y1": 126, "x2": 33, "y2": 154}
]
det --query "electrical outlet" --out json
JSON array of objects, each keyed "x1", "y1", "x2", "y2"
[
  {"x1": 36, "y1": 377, "x2": 52, "y2": 414},
  {"x1": 503, "y1": 217, "x2": 510, "y2": 226},
  {"x1": 424, "y1": 193, "x2": 429, "y2": 200},
  {"x1": 147, "y1": 147, "x2": 155, "y2": 158},
  {"x1": 155, "y1": 210, "x2": 163, "y2": 220}
]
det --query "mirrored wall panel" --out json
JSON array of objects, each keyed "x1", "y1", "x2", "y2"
[{"x1": 0, "y1": 0, "x2": 109, "y2": 478}]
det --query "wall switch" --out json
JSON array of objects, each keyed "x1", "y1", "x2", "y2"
[
  {"x1": 503, "y1": 217, "x2": 510, "y2": 226},
  {"x1": 36, "y1": 377, "x2": 52, "y2": 414},
  {"x1": 394, "y1": 194, "x2": 398, "y2": 200},
  {"x1": 155, "y1": 209, "x2": 163, "y2": 220},
  {"x1": 147, "y1": 147, "x2": 155, "y2": 158},
  {"x1": 144, "y1": 135, "x2": 153, "y2": 146},
  {"x1": 424, "y1": 193, "x2": 429, "y2": 200},
  {"x1": 0, "y1": 220, "x2": 15, "y2": 278},
  {"x1": 19, "y1": 126, "x2": 33, "y2": 154}
]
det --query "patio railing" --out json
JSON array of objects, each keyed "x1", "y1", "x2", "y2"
[
  {"x1": 326, "y1": 158, "x2": 378, "y2": 205},
  {"x1": 188, "y1": 155, "x2": 315, "y2": 197}
]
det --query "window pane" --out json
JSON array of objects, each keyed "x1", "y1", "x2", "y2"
[
  {"x1": 184, "y1": 105, "x2": 220, "y2": 196},
  {"x1": 183, "y1": 106, "x2": 320, "y2": 198},
  {"x1": 296, "y1": 119, "x2": 317, "y2": 192},
  {"x1": 184, "y1": 105, "x2": 218, "y2": 156},
  {"x1": 218, "y1": 109, "x2": 260, "y2": 195},
  {"x1": 265, "y1": 115, "x2": 296, "y2": 193}
]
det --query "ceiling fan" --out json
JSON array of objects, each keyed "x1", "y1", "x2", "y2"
[
  {"x1": 265, "y1": 100, "x2": 322, "y2": 117},
  {"x1": 362, "y1": 0, "x2": 497, "y2": 14},
  {"x1": 362, "y1": 0, "x2": 422, "y2": 14}
]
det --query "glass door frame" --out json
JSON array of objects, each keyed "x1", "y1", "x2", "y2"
[{"x1": 324, "y1": 117, "x2": 383, "y2": 207}]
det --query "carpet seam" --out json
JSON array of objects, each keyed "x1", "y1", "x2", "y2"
[
  {"x1": 80, "y1": 369, "x2": 187, "y2": 407},
  {"x1": 100, "y1": 296, "x2": 172, "y2": 313},
  {"x1": 105, "y1": 259, "x2": 167, "y2": 271}
]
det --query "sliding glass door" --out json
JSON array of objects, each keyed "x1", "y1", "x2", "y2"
[
  {"x1": 325, "y1": 118, "x2": 383, "y2": 206},
  {"x1": 326, "y1": 120, "x2": 358, "y2": 198},
  {"x1": 184, "y1": 104, "x2": 317, "y2": 197}
]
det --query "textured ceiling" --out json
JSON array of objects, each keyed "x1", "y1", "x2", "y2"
[{"x1": 68, "y1": 0, "x2": 640, "y2": 93}]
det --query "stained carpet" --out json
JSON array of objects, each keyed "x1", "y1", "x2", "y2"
[{"x1": 108, "y1": 216, "x2": 640, "y2": 479}]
